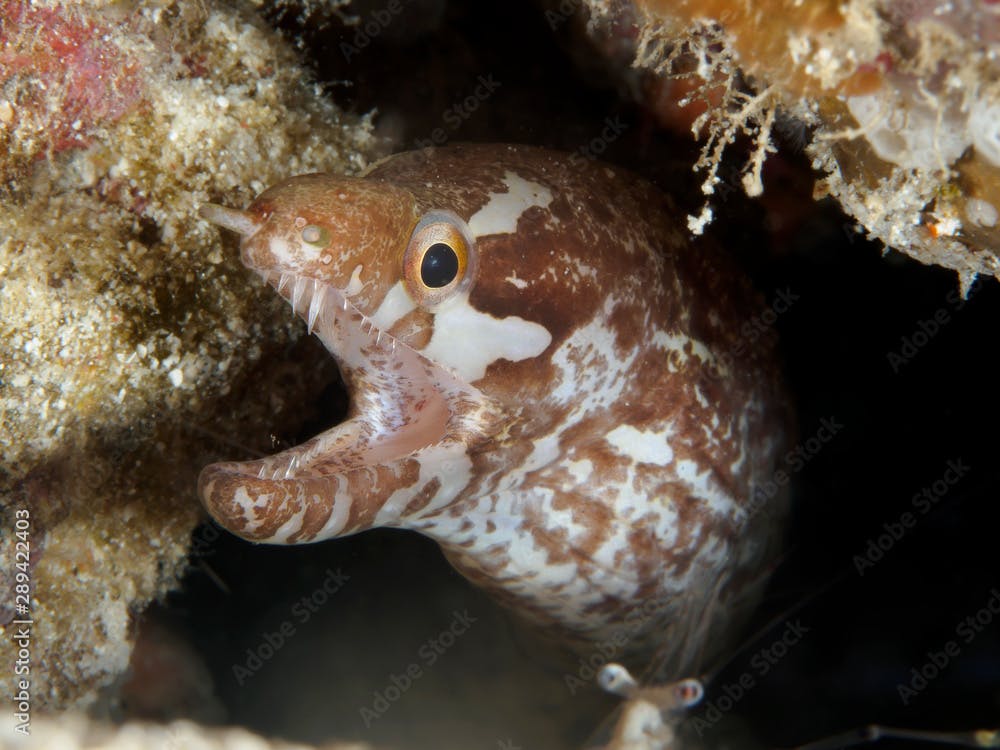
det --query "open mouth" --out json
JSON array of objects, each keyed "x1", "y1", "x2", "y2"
[
  {"x1": 216, "y1": 269, "x2": 457, "y2": 484},
  {"x1": 196, "y1": 200, "x2": 499, "y2": 543}
]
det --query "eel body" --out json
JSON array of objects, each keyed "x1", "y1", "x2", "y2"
[{"x1": 199, "y1": 144, "x2": 789, "y2": 663}]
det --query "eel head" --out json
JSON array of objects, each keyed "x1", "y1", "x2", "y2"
[{"x1": 197, "y1": 173, "x2": 537, "y2": 543}]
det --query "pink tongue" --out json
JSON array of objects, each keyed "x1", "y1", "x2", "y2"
[{"x1": 356, "y1": 376, "x2": 452, "y2": 465}]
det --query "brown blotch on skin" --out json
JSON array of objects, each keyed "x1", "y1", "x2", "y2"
[
  {"x1": 344, "y1": 459, "x2": 422, "y2": 529},
  {"x1": 402, "y1": 476, "x2": 442, "y2": 516},
  {"x1": 390, "y1": 307, "x2": 434, "y2": 350},
  {"x1": 657, "y1": 490, "x2": 706, "y2": 581},
  {"x1": 521, "y1": 504, "x2": 575, "y2": 567},
  {"x1": 604, "y1": 300, "x2": 648, "y2": 360},
  {"x1": 551, "y1": 489, "x2": 614, "y2": 559},
  {"x1": 287, "y1": 491, "x2": 338, "y2": 543}
]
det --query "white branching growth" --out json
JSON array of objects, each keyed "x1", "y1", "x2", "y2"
[{"x1": 635, "y1": 20, "x2": 780, "y2": 234}]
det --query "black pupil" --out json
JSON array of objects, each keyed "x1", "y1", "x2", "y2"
[{"x1": 421, "y1": 243, "x2": 460, "y2": 288}]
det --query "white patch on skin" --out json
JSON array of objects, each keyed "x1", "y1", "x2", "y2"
[
  {"x1": 676, "y1": 458, "x2": 730, "y2": 515},
  {"x1": 468, "y1": 172, "x2": 553, "y2": 238},
  {"x1": 606, "y1": 424, "x2": 675, "y2": 465},
  {"x1": 316, "y1": 479, "x2": 352, "y2": 538},
  {"x1": 505, "y1": 273, "x2": 529, "y2": 290},
  {"x1": 234, "y1": 486, "x2": 266, "y2": 534},
  {"x1": 370, "y1": 281, "x2": 416, "y2": 331},
  {"x1": 651, "y1": 329, "x2": 722, "y2": 374},
  {"x1": 694, "y1": 386, "x2": 709, "y2": 409},
  {"x1": 675, "y1": 459, "x2": 700, "y2": 483},
  {"x1": 523, "y1": 434, "x2": 561, "y2": 473},
  {"x1": 418, "y1": 450, "x2": 473, "y2": 515},
  {"x1": 271, "y1": 502, "x2": 308, "y2": 543},
  {"x1": 268, "y1": 236, "x2": 298, "y2": 265},
  {"x1": 345, "y1": 264, "x2": 365, "y2": 296},
  {"x1": 507, "y1": 530, "x2": 579, "y2": 587},
  {"x1": 423, "y1": 294, "x2": 552, "y2": 382},
  {"x1": 375, "y1": 481, "x2": 415, "y2": 526},
  {"x1": 565, "y1": 458, "x2": 593, "y2": 484},
  {"x1": 548, "y1": 299, "x2": 627, "y2": 410}
]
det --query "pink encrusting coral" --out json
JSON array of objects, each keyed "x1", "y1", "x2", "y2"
[{"x1": 0, "y1": 1, "x2": 145, "y2": 175}]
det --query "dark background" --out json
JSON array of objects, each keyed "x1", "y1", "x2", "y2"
[{"x1": 163, "y1": 2, "x2": 1000, "y2": 748}]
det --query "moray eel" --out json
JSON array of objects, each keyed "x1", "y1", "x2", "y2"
[{"x1": 199, "y1": 144, "x2": 789, "y2": 663}]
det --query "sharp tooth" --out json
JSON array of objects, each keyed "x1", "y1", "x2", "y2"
[
  {"x1": 291, "y1": 276, "x2": 307, "y2": 312},
  {"x1": 307, "y1": 283, "x2": 324, "y2": 334},
  {"x1": 277, "y1": 273, "x2": 292, "y2": 294},
  {"x1": 284, "y1": 455, "x2": 299, "y2": 479},
  {"x1": 257, "y1": 465, "x2": 267, "y2": 479}
]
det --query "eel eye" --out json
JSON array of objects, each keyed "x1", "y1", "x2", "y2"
[
  {"x1": 301, "y1": 224, "x2": 330, "y2": 247},
  {"x1": 403, "y1": 210, "x2": 475, "y2": 307},
  {"x1": 421, "y1": 242, "x2": 459, "y2": 288}
]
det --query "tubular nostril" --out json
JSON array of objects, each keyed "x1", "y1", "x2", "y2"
[{"x1": 198, "y1": 203, "x2": 263, "y2": 237}]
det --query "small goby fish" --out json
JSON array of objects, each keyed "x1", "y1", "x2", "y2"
[{"x1": 198, "y1": 144, "x2": 790, "y2": 661}]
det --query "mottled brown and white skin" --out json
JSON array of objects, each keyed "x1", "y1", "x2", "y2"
[{"x1": 198, "y1": 144, "x2": 789, "y2": 666}]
